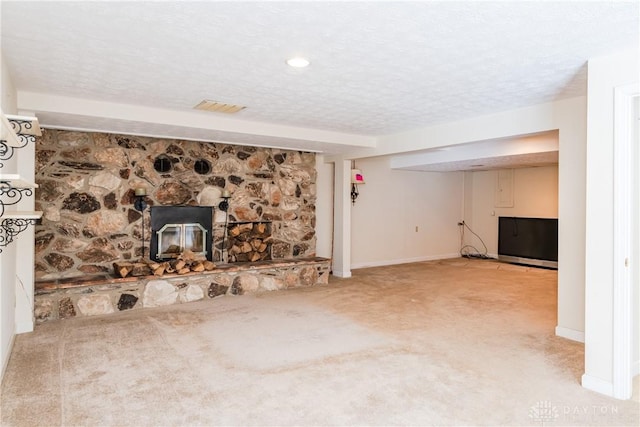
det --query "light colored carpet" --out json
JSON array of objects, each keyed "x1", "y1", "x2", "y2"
[{"x1": 1, "y1": 258, "x2": 638, "y2": 426}]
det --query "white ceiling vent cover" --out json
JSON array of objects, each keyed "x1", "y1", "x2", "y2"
[{"x1": 193, "y1": 100, "x2": 246, "y2": 114}]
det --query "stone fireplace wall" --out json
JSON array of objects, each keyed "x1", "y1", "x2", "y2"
[{"x1": 34, "y1": 130, "x2": 317, "y2": 280}]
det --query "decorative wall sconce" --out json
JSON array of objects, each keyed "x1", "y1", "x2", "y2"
[
  {"x1": 218, "y1": 189, "x2": 231, "y2": 212},
  {"x1": 133, "y1": 187, "x2": 148, "y2": 259},
  {"x1": 133, "y1": 187, "x2": 148, "y2": 212},
  {"x1": 218, "y1": 189, "x2": 231, "y2": 263},
  {"x1": 350, "y1": 166, "x2": 365, "y2": 205}
]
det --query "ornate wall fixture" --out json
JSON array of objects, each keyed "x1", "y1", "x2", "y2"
[
  {"x1": 0, "y1": 112, "x2": 42, "y2": 252},
  {"x1": 350, "y1": 161, "x2": 365, "y2": 205},
  {"x1": 0, "y1": 216, "x2": 39, "y2": 251},
  {"x1": 0, "y1": 113, "x2": 39, "y2": 169}
]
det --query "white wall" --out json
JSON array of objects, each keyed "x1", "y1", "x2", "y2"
[
  {"x1": 14, "y1": 116, "x2": 36, "y2": 334},
  {"x1": 350, "y1": 156, "x2": 462, "y2": 268},
  {"x1": 333, "y1": 96, "x2": 587, "y2": 341},
  {"x1": 583, "y1": 48, "x2": 639, "y2": 396},
  {"x1": 0, "y1": 50, "x2": 19, "y2": 381},
  {"x1": 633, "y1": 96, "x2": 639, "y2": 377},
  {"x1": 464, "y1": 166, "x2": 559, "y2": 256},
  {"x1": 332, "y1": 160, "x2": 352, "y2": 277},
  {"x1": 315, "y1": 155, "x2": 334, "y2": 259}
]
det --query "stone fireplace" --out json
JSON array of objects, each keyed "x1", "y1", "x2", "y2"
[
  {"x1": 150, "y1": 206, "x2": 213, "y2": 262},
  {"x1": 34, "y1": 130, "x2": 318, "y2": 280},
  {"x1": 31, "y1": 129, "x2": 330, "y2": 324}
]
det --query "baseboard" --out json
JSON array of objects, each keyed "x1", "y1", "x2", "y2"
[
  {"x1": 351, "y1": 253, "x2": 460, "y2": 270},
  {"x1": 332, "y1": 270, "x2": 352, "y2": 278},
  {"x1": 15, "y1": 320, "x2": 34, "y2": 335},
  {"x1": 581, "y1": 373, "x2": 614, "y2": 397},
  {"x1": 555, "y1": 326, "x2": 585, "y2": 343},
  {"x1": 1, "y1": 333, "x2": 16, "y2": 386}
]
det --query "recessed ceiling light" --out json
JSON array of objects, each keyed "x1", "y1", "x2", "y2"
[{"x1": 286, "y1": 57, "x2": 310, "y2": 68}]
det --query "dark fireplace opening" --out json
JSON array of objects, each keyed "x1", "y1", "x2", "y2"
[
  {"x1": 150, "y1": 206, "x2": 213, "y2": 262},
  {"x1": 226, "y1": 221, "x2": 272, "y2": 263}
]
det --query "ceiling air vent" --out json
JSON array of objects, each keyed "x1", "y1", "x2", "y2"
[{"x1": 193, "y1": 100, "x2": 246, "y2": 114}]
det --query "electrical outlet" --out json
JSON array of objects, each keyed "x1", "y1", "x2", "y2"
[{"x1": 457, "y1": 221, "x2": 464, "y2": 226}]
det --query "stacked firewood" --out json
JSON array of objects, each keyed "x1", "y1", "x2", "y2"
[
  {"x1": 113, "y1": 250, "x2": 215, "y2": 278},
  {"x1": 228, "y1": 222, "x2": 272, "y2": 263}
]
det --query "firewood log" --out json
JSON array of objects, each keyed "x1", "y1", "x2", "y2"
[
  {"x1": 167, "y1": 245, "x2": 181, "y2": 253},
  {"x1": 177, "y1": 267, "x2": 191, "y2": 275},
  {"x1": 250, "y1": 252, "x2": 261, "y2": 262},
  {"x1": 203, "y1": 261, "x2": 216, "y2": 271},
  {"x1": 120, "y1": 268, "x2": 130, "y2": 278},
  {"x1": 179, "y1": 250, "x2": 195, "y2": 262},
  {"x1": 175, "y1": 260, "x2": 186, "y2": 271},
  {"x1": 153, "y1": 265, "x2": 165, "y2": 276},
  {"x1": 191, "y1": 262, "x2": 205, "y2": 272},
  {"x1": 131, "y1": 264, "x2": 152, "y2": 277},
  {"x1": 113, "y1": 262, "x2": 133, "y2": 278}
]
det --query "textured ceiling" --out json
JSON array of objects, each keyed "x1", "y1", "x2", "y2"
[{"x1": 2, "y1": 0, "x2": 638, "y2": 141}]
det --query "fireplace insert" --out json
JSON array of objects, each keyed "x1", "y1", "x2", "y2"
[{"x1": 150, "y1": 206, "x2": 213, "y2": 262}]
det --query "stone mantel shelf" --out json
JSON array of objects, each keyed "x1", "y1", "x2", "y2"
[{"x1": 36, "y1": 257, "x2": 331, "y2": 292}]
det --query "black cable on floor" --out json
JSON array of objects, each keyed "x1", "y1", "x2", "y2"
[{"x1": 459, "y1": 221, "x2": 492, "y2": 259}]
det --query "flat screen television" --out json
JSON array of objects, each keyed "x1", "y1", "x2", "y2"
[{"x1": 498, "y1": 217, "x2": 558, "y2": 269}]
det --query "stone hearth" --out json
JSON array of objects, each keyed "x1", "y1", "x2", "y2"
[{"x1": 34, "y1": 257, "x2": 331, "y2": 323}]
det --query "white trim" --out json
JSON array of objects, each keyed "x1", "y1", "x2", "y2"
[
  {"x1": 582, "y1": 373, "x2": 614, "y2": 397},
  {"x1": 14, "y1": 321, "x2": 34, "y2": 335},
  {"x1": 19, "y1": 91, "x2": 377, "y2": 150},
  {"x1": 1, "y1": 333, "x2": 16, "y2": 385},
  {"x1": 555, "y1": 326, "x2": 585, "y2": 343},
  {"x1": 351, "y1": 253, "x2": 461, "y2": 270},
  {"x1": 612, "y1": 84, "x2": 639, "y2": 400},
  {"x1": 633, "y1": 360, "x2": 640, "y2": 377},
  {"x1": 331, "y1": 270, "x2": 352, "y2": 278}
]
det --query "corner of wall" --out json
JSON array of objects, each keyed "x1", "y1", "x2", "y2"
[{"x1": 0, "y1": 51, "x2": 19, "y2": 383}]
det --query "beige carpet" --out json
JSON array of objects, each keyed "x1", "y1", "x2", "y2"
[{"x1": 1, "y1": 258, "x2": 638, "y2": 426}]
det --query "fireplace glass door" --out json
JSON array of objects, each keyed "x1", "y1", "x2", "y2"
[{"x1": 156, "y1": 223, "x2": 207, "y2": 259}]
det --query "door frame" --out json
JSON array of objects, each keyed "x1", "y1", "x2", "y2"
[{"x1": 612, "y1": 83, "x2": 639, "y2": 399}]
